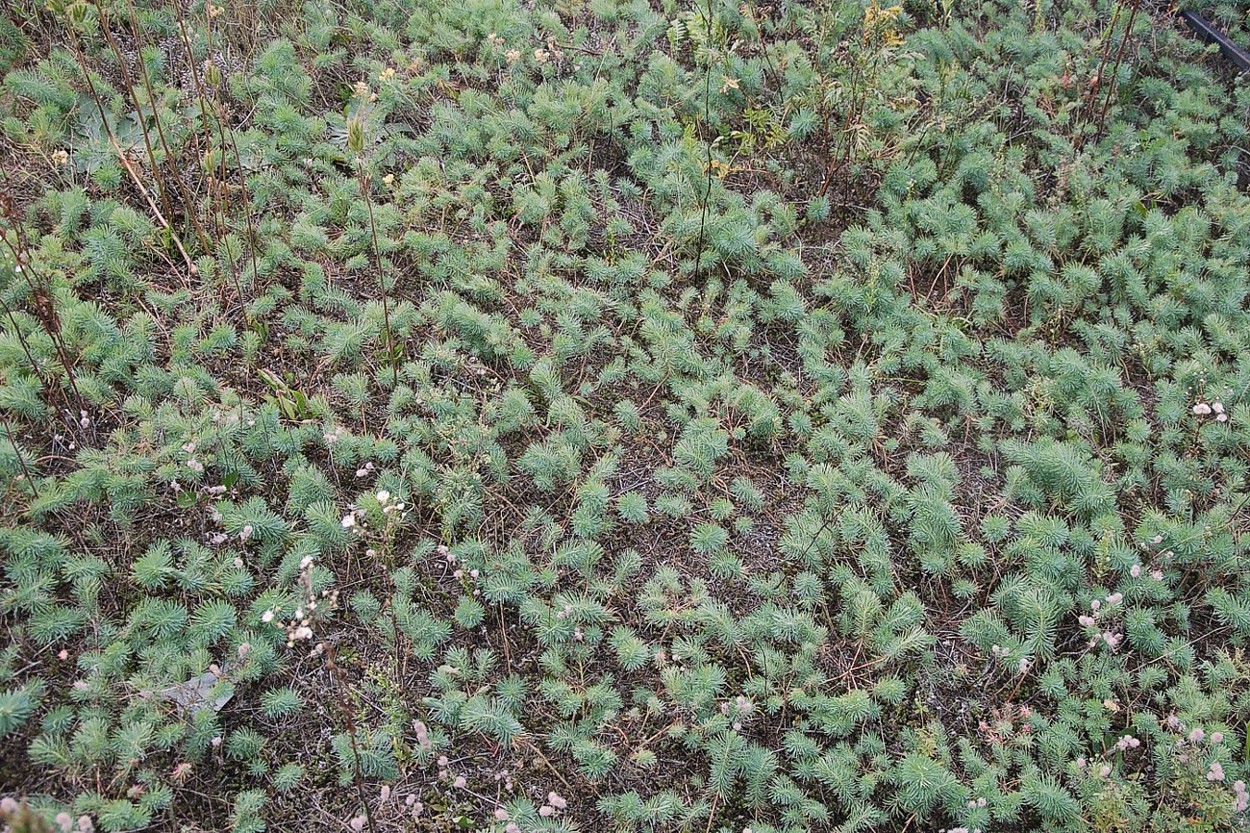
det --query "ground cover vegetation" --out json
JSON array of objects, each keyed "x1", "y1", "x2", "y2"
[{"x1": 2, "y1": 0, "x2": 1250, "y2": 830}]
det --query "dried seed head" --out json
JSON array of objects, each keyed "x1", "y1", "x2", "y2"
[{"x1": 347, "y1": 116, "x2": 366, "y2": 156}]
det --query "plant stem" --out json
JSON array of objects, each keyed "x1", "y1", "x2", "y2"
[
  {"x1": 0, "y1": 409, "x2": 37, "y2": 499},
  {"x1": 325, "y1": 644, "x2": 379, "y2": 833},
  {"x1": 90, "y1": 0, "x2": 180, "y2": 238},
  {"x1": 358, "y1": 165, "x2": 398, "y2": 385},
  {"x1": 1094, "y1": 0, "x2": 1140, "y2": 140},
  {"x1": 0, "y1": 223, "x2": 83, "y2": 407},
  {"x1": 64, "y1": 15, "x2": 197, "y2": 279},
  {"x1": 226, "y1": 126, "x2": 261, "y2": 316},
  {"x1": 123, "y1": 0, "x2": 211, "y2": 252},
  {"x1": 692, "y1": 0, "x2": 715, "y2": 280}
]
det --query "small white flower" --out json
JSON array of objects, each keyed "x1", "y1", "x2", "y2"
[
  {"x1": 262, "y1": 610, "x2": 274, "y2": 623},
  {"x1": 376, "y1": 490, "x2": 391, "y2": 503},
  {"x1": 341, "y1": 514, "x2": 356, "y2": 528}
]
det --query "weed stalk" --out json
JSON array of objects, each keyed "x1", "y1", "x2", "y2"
[{"x1": 324, "y1": 643, "x2": 379, "y2": 833}]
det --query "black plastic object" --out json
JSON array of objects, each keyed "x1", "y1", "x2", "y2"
[{"x1": 1181, "y1": 9, "x2": 1250, "y2": 71}]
